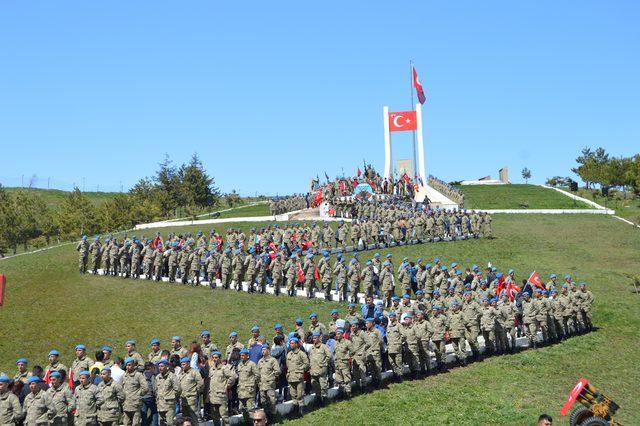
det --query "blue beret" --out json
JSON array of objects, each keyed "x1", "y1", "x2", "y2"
[
  {"x1": 403, "y1": 294, "x2": 410, "y2": 299},
  {"x1": 126, "y1": 340, "x2": 136, "y2": 346},
  {"x1": 16, "y1": 358, "x2": 28, "y2": 364},
  {"x1": 274, "y1": 323, "x2": 283, "y2": 329},
  {"x1": 491, "y1": 267, "x2": 497, "y2": 272},
  {"x1": 433, "y1": 289, "x2": 440, "y2": 295},
  {"x1": 451, "y1": 262, "x2": 458, "y2": 268},
  {"x1": 150, "y1": 338, "x2": 160, "y2": 345},
  {"x1": 434, "y1": 257, "x2": 440, "y2": 263},
  {"x1": 124, "y1": 357, "x2": 135, "y2": 365},
  {"x1": 50, "y1": 371, "x2": 61, "y2": 378},
  {"x1": 262, "y1": 344, "x2": 270, "y2": 350},
  {"x1": 551, "y1": 290, "x2": 558, "y2": 294},
  {"x1": 288, "y1": 332, "x2": 297, "y2": 339},
  {"x1": 309, "y1": 313, "x2": 318, "y2": 318},
  {"x1": 366, "y1": 317, "x2": 374, "y2": 322},
  {"x1": 456, "y1": 270, "x2": 462, "y2": 275},
  {"x1": 562, "y1": 284, "x2": 568, "y2": 289},
  {"x1": 348, "y1": 303, "x2": 356, "y2": 308},
  {"x1": 550, "y1": 274, "x2": 557, "y2": 279},
  {"x1": 472, "y1": 264, "x2": 478, "y2": 271},
  {"x1": 432, "y1": 305, "x2": 441, "y2": 310},
  {"x1": 157, "y1": 359, "x2": 169, "y2": 366},
  {"x1": 28, "y1": 376, "x2": 42, "y2": 384},
  {"x1": 240, "y1": 348, "x2": 250, "y2": 355},
  {"x1": 251, "y1": 326, "x2": 260, "y2": 332},
  {"x1": 374, "y1": 253, "x2": 380, "y2": 258},
  {"x1": 336, "y1": 328, "x2": 344, "y2": 333},
  {"x1": 482, "y1": 297, "x2": 489, "y2": 301},
  {"x1": 48, "y1": 350, "x2": 60, "y2": 357},
  {"x1": 75, "y1": 344, "x2": 86, "y2": 350},
  {"x1": 290, "y1": 337, "x2": 299, "y2": 344},
  {"x1": 441, "y1": 266, "x2": 448, "y2": 271},
  {"x1": 312, "y1": 331, "x2": 321, "y2": 337},
  {"x1": 295, "y1": 318, "x2": 303, "y2": 325},
  {"x1": 201, "y1": 330, "x2": 210, "y2": 337},
  {"x1": 78, "y1": 370, "x2": 90, "y2": 377},
  {"x1": 388, "y1": 311, "x2": 397, "y2": 317},
  {"x1": 180, "y1": 357, "x2": 191, "y2": 364},
  {"x1": 366, "y1": 260, "x2": 372, "y2": 266},
  {"x1": 171, "y1": 336, "x2": 181, "y2": 341},
  {"x1": 102, "y1": 367, "x2": 112, "y2": 372},
  {"x1": 386, "y1": 253, "x2": 392, "y2": 258},
  {"x1": 405, "y1": 313, "x2": 413, "y2": 318},
  {"x1": 102, "y1": 346, "x2": 113, "y2": 353},
  {"x1": 464, "y1": 291, "x2": 472, "y2": 296},
  {"x1": 564, "y1": 274, "x2": 571, "y2": 280},
  {"x1": 579, "y1": 282, "x2": 586, "y2": 287},
  {"x1": 0, "y1": 375, "x2": 11, "y2": 383},
  {"x1": 331, "y1": 309, "x2": 339, "y2": 315},
  {"x1": 416, "y1": 290, "x2": 424, "y2": 296},
  {"x1": 229, "y1": 332, "x2": 238, "y2": 337},
  {"x1": 212, "y1": 351, "x2": 222, "y2": 357}
]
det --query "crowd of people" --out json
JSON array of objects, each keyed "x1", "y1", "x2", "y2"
[
  {"x1": 267, "y1": 196, "x2": 308, "y2": 216},
  {"x1": 2, "y1": 261, "x2": 594, "y2": 425},
  {"x1": 428, "y1": 175, "x2": 465, "y2": 206},
  {"x1": 74, "y1": 211, "x2": 492, "y2": 301}
]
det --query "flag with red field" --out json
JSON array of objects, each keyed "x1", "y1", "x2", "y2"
[
  {"x1": 527, "y1": 271, "x2": 545, "y2": 290},
  {"x1": 413, "y1": 66, "x2": 426, "y2": 104},
  {"x1": 506, "y1": 281, "x2": 521, "y2": 301},
  {"x1": 389, "y1": 111, "x2": 417, "y2": 132}
]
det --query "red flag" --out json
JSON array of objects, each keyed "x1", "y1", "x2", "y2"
[
  {"x1": 314, "y1": 266, "x2": 320, "y2": 280},
  {"x1": 495, "y1": 274, "x2": 506, "y2": 295},
  {"x1": 506, "y1": 282, "x2": 521, "y2": 301},
  {"x1": 43, "y1": 369, "x2": 51, "y2": 386},
  {"x1": 67, "y1": 370, "x2": 75, "y2": 391},
  {"x1": 389, "y1": 111, "x2": 417, "y2": 132},
  {"x1": 356, "y1": 167, "x2": 362, "y2": 177},
  {"x1": 413, "y1": 66, "x2": 426, "y2": 104},
  {"x1": 527, "y1": 271, "x2": 545, "y2": 290},
  {"x1": 401, "y1": 173, "x2": 411, "y2": 184},
  {"x1": 297, "y1": 264, "x2": 305, "y2": 283}
]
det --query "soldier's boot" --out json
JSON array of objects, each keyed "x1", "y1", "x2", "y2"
[{"x1": 298, "y1": 405, "x2": 305, "y2": 417}]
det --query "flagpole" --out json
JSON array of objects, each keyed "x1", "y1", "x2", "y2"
[{"x1": 409, "y1": 60, "x2": 418, "y2": 183}]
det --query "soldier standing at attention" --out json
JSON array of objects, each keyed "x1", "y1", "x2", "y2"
[
  {"x1": 207, "y1": 351, "x2": 237, "y2": 426},
  {"x1": 257, "y1": 344, "x2": 280, "y2": 423},
  {"x1": 236, "y1": 348, "x2": 258, "y2": 425},
  {"x1": 73, "y1": 371, "x2": 102, "y2": 426},
  {"x1": 155, "y1": 360, "x2": 180, "y2": 426},
  {"x1": 96, "y1": 367, "x2": 125, "y2": 426},
  {"x1": 122, "y1": 357, "x2": 148, "y2": 426},
  {"x1": 286, "y1": 338, "x2": 310, "y2": 417},
  {"x1": 77, "y1": 235, "x2": 89, "y2": 274},
  {"x1": 309, "y1": 332, "x2": 331, "y2": 406},
  {"x1": 179, "y1": 357, "x2": 203, "y2": 425}
]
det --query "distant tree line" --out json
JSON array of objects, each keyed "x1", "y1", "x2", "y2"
[
  {"x1": 546, "y1": 147, "x2": 640, "y2": 195},
  {"x1": 0, "y1": 153, "x2": 221, "y2": 255}
]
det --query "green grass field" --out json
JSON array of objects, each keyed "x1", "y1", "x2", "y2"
[
  {"x1": 456, "y1": 184, "x2": 591, "y2": 210},
  {"x1": 1, "y1": 214, "x2": 639, "y2": 424},
  {"x1": 3, "y1": 187, "x2": 120, "y2": 209},
  {"x1": 216, "y1": 202, "x2": 270, "y2": 218}
]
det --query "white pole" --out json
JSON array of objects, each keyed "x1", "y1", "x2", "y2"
[
  {"x1": 416, "y1": 103, "x2": 426, "y2": 185},
  {"x1": 383, "y1": 106, "x2": 392, "y2": 179}
]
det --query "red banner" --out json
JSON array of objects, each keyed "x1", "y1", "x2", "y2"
[
  {"x1": 527, "y1": 271, "x2": 545, "y2": 289},
  {"x1": 389, "y1": 111, "x2": 417, "y2": 132}
]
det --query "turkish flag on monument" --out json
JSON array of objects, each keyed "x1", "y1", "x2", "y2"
[{"x1": 389, "y1": 111, "x2": 417, "y2": 132}]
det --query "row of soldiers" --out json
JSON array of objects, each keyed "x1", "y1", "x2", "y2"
[
  {"x1": 1, "y1": 283, "x2": 594, "y2": 426},
  {"x1": 268, "y1": 196, "x2": 308, "y2": 216},
  {"x1": 428, "y1": 175, "x2": 465, "y2": 206}
]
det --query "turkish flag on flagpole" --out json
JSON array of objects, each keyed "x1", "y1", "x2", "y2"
[
  {"x1": 527, "y1": 271, "x2": 545, "y2": 289},
  {"x1": 413, "y1": 66, "x2": 426, "y2": 104},
  {"x1": 389, "y1": 111, "x2": 417, "y2": 132}
]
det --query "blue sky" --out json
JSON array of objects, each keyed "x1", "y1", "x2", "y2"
[{"x1": 1, "y1": 1, "x2": 638, "y2": 195}]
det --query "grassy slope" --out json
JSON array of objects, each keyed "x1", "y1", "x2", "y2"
[
  {"x1": 216, "y1": 203, "x2": 270, "y2": 218},
  {"x1": 457, "y1": 184, "x2": 590, "y2": 209},
  {"x1": 3, "y1": 187, "x2": 120, "y2": 209},
  {"x1": 573, "y1": 188, "x2": 640, "y2": 222},
  {"x1": 1, "y1": 215, "x2": 639, "y2": 424}
]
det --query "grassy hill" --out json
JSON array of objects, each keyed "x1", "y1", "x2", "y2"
[
  {"x1": 3, "y1": 187, "x2": 120, "y2": 209},
  {"x1": 0, "y1": 214, "x2": 638, "y2": 424},
  {"x1": 456, "y1": 184, "x2": 591, "y2": 209}
]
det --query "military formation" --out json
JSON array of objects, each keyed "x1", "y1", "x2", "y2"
[
  {"x1": 2, "y1": 263, "x2": 594, "y2": 425},
  {"x1": 78, "y1": 214, "x2": 490, "y2": 304},
  {"x1": 428, "y1": 175, "x2": 465, "y2": 206},
  {"x1": 268, "y1": 196, "x2": 308, "y2": 216},
  {"x1": 327, "y1": 198, "x2": 491, "y2": 241}
]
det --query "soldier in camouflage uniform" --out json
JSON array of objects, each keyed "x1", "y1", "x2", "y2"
[{"x1": 76, "y1": 235, "x2": 89, "y2": 274}]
